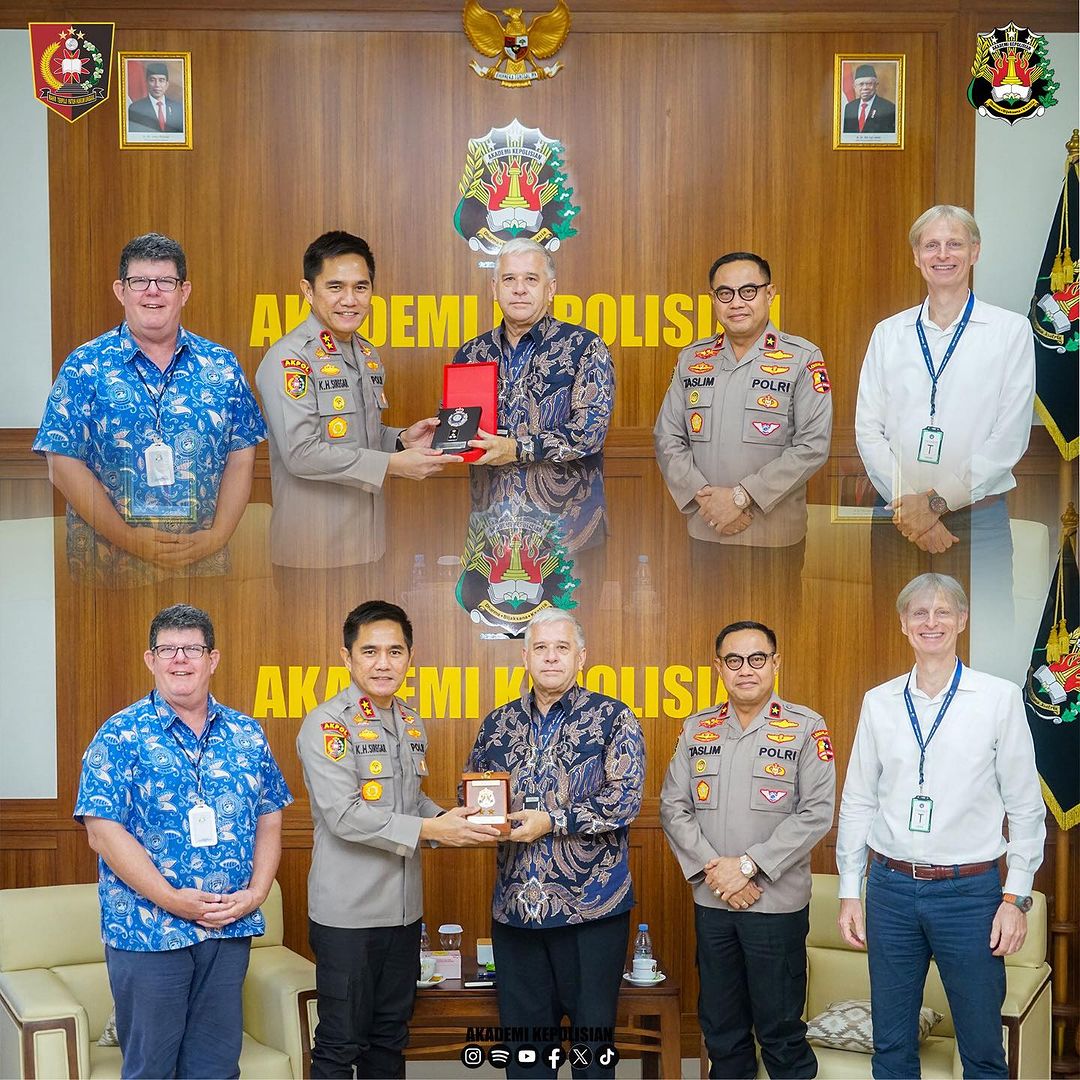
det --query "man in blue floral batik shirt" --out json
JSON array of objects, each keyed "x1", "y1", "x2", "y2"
[
  {"x1": 464, "y1": 608, "x2": 645, "y2": 1079},
  {"x1": 33, "y1": 232, "x2": 266, "y2": 588},
  {"x1": 75, "y1": 604, "x2": 291, "y2": 1079}
]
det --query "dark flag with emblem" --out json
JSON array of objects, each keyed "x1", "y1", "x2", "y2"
[
  {"x1": 1023, "y1": 521, "x2": 1080, "y2": 830},
  {"x1": 1028, "y1": 135, "x2": 1078, "y2": 460}
]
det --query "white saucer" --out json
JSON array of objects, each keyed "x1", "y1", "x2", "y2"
[
  {"x1": 623, "y1": 971, "x2": 665, "y2": 985},
  {"x1": 416, "y1": 974, "x2": 445, "y2": 988}
]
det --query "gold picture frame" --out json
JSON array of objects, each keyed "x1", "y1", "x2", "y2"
[
  {"x1": 118, "y1": 51, "x2": 192, "y2": 150},
  {"x1": 833, "y1": 54, "x2": 905, "y2": 150}
]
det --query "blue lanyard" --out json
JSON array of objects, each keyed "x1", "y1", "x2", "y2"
[
  {"x1": 914, "y1": 292, "x2": 974, "y2": 424},
  {"x1": 903, "y1": 659, "x2": 962, "y2": 788}
]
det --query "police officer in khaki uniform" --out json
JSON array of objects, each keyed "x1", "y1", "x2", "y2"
[
  {"x1": 256, "y1": 231, "x2": 460, "y2": 571},
  {"x1": 297, "y1": 601, "x2": 498, "y2": 1078},
  {"x1": 661, "y1": 620, "x2": 835, "y2": 1080},
  {"x1": 653, "y1": 253, "x2": 833, "y2": 636}
]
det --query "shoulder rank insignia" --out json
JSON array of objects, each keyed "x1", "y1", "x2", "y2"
[
  {"x1": 356, "y1": 336, "x2": 373, "y2": 356},
  {"x1": 696, "y1": 779, "x2": 711, "y2": 801},
  {"x1": 752, "y1": 421, "x2": 781, "y2": 436},
  {"x1": 762, "y1": 349, "x2": 794, "y2": 361},
  {"x1": 358, "y1": 728, "x2": 379, "y2": 741},
  {"x1": 695, "y1": 757, "x2": 708, "y2": 773},
  {"x1": 320, "y1": 363, "x2": 340, "y2": 375},
  {"x1": 759, "y1": 787, "x2": 788, "y2": 803},
  {"x1": 768, "y1": 703, "x2": 783, "y2": 718},
  {"x1": 760, "y1": 364, "x2": 790, "y2": 375},
  {"x1": 361, "y1": 780, "x2": 383, "y2": 801},
  {"x1": 764, "y1": 762, "x2": 787, "y2": 777},
  {"x1": 757, "y1": 394, "x2": 779, "y2": 409},
  {"x1": 689, "y1": 411, "x2": 704, "y2": 434},
  {"x1": 693, "y1": 731, "x2": 719, "y2": 743},
  {"x1": 769, "y1": 718, "x2": 800, "y2": 729},
  {"x1": 358, "y1": 698, "x2": 376, "y2": 719},
  {"x1": 327, "y1": 417, "x2": 348, "y2": 438},
  {"x1": 764, "y1": 332, "x2": 777, "y2": 350},
  {"x1": 718, "y1": 702, "x2": 729, "y2": 717},
  {"x1": 767, "y1": 732, "x2": 796, "y2": 744},
  {"x1": 812, "y1": 727, "x2": 834, "y2": 762},
  {"x1": 319, "y1": 330, "x2": 338, "y2": 354}
]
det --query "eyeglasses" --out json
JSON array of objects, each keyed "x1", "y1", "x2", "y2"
[
  {"x1": 712, "y1": 283, "x2": 768, "y2": 303},
  {"x1": 919, "y1": 240, "x2": 969, "y2": 254},
  {"x1": 719, "y1": 652, "x2": 774, "y2": 670},
  {"x1": 151, "y1": 644, "x2": 210, "y2": 659},
  {"x1": 125, "y1": 276, "x2": 182, "y2": 292}
]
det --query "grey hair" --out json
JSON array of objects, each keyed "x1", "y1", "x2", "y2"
[
  {"x1": 149, "y1": 603, "x2": 215, "y2": 650},
  {"x1": 119, "y1": 232, "x2": 187, "y2": 281},
  {"x1": 908, "y1": 205, "x2": 981, "y2": 249},
  {"x1": 896, "y1": 573, "x2": 969, "y2": 617},
  {"x1": 524, "y1": 607, "x2": 585, "y2": 650},
  {"x1": 494, "y1": 237, "x2": 556, "y2": 282}
]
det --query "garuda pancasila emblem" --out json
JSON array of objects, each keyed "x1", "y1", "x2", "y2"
[{"x1": 463, "y1": 0, "x2": 571, "y2": 87}]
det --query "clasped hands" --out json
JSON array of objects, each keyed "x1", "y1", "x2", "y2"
[
  {"x1": 889, "y1": 493, "x2": 958, "y2": 553},
  {"x1": 704, "y1": 855, "x2": 761, "y2": 910},
  {"x1": 695, "y1": 486, "x2": 752, "y2": 536}
]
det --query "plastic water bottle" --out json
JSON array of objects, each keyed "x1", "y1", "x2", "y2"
[
  {"x1": 419, "y1": 922, "x2": 430, "y2": 957},
  {"x1": 634, "y1": 923, "x2": 653, "y2": 960}
]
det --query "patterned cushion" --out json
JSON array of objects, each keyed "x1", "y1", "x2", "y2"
[
  {"x1": 806, "y1": 998, "x2": 943, "y2": 1053},
  {"x1": 97, "y1": 1008, "x2": 119, "y2": 1047}
]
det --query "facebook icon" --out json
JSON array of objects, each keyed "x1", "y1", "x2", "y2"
[{"x1": 543, "y1": 1044, "x2": 566, "y2": 1070}]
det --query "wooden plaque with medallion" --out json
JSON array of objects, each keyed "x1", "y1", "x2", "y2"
[{"x1": 462, "y1": 771, "x2": 511, "y2": 835}]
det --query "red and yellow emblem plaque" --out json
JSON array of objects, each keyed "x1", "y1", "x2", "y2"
[
  {"x1": 696, "y1": 779, "x2": 711, "y2": 802},
  {"x1": 29, "y1": 23, "x2": 115, "y2": 123},
  {"x1": 327, "y1": 417, "x2": 348, "y2": 439},
  {"x1": 689, "y1": 412, "x2": 704, "y2": 434}
]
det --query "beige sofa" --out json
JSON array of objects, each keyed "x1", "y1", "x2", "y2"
[
  {"x1": 0, "y1": 880, "x2": 316, "y2": 1079},
  {"x1": 804, "y1": 873, "x2": 1050, "y2": 1079}
]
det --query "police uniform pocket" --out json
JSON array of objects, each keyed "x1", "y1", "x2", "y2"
[
  {"x1": 358, "y1": 754, "x2": 390, "y2": 781},
  {"x1": 681, "y1": 383, "x2": 712, "y2": 442},
  {"x1": 690, "y1": 754, "x2": 721, "y2": 810},
  {"x1": 743, "y1": 385, "x2": 790, "y2": 445}
]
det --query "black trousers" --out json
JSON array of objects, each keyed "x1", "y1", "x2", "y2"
[
  {"x1": 492, "y1": 911, "x2": 630, "y2": 1079},
  {"x1": 696, "y1": 904, "x2": 817, "y2": 1080},
  {"x1": 308, "y1": 918, "x2": 421, "y2": 1079}
]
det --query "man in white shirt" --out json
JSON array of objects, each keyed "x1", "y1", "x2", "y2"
[
  {"x1": 836, "y1": 573, "x2": 1045, "y2": 1079},
  {"x1": 855, "y1": 205, "x2": 1035, "y2": 679}
]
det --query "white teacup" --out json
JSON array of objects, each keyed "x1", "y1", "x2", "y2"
[
  {"x1": 419, "y1": 956, "x2": 437, "y2": 982},
  {"x1": 631, "y1": 957, "x2": 658, "y2": 980}
]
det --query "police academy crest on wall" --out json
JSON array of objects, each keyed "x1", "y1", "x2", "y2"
[
  {"x1": 967, "y1": 22, "x2": 1059, "y2": 124},
  {"x1": 454, "y1": 118, "x2": 580, "y2": 265}
]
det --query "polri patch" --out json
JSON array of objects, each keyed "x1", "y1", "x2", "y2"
[
  {"x1": 696, "y1": 779, "x2": 711, "y2": 801},
  {"x1": 361, "y1": 780, "x2": 383, "y2": 801},
  {"x1": 327, "y1": 417, "x2": 348, "y2": 439}
]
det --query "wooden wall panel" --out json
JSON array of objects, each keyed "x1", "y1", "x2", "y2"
[{"x1": 2, "y1": 0, "x2": 1077, "y2": 1059}]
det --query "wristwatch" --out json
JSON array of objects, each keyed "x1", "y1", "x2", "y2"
[
  {"x1": 739, "y1": 854, "x2": 756, "y2": 878},
  {"x1": 927, "y1": 491, "x2": 949, "y2": 515},
  {"x1": 1003, "y1": 893, "x2": 1033, "y2": 913},
  {"x1": 732, "y1": 484, "x2": 750, "y2": 510}
]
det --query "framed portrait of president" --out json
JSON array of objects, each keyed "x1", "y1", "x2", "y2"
[
  {"x1": 833, "y1": 54, "x2": 905, "y2": 150},
  {"x1": 118, "y1": 52, "x2": 192, "y2": 150}
]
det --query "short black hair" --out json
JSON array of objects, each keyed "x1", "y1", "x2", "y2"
[
  {"x1": 149, "y1": 604, "x2": 214, "y2": 650},
  {"x1": 303, "y1": 231, "x2": 375, "y2": 285},
  {"x1": 708, "y1": 251, "x2": 771, "y2": 285},
  {"x1": 715, "y1": 620, "x2": 777, "y2": 655},
  {"x1": 119, "y1": 232, "x2": 186, "y2": 282},
  {"x1": 343, "y1": 600, "x2": 413, "y2": 652},
  {"x1": 144, "y1": 62, "x2": 169, "y2": 79}
]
